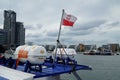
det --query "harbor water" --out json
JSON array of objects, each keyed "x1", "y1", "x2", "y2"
[{"x1": 60, "y1": 54, "x2": 120, "y2": 80}]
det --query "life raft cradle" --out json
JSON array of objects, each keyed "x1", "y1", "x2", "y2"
[{"x1": 0, "y1": 56, "x2": 91, "y2": 79}]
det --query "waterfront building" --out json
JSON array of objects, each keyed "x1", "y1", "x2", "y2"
[
  {"x1": 70, "y1": 44, "x2": 85, "y2": 52},
  {"x1": 45, "y1": 45, "x2": 55, "y2": 52},
  {"x1": 68, "y1": 45, "x2": 76, "y2": 49},
  {"x1": 15, "y1": 22, "x2": 25, "y2": 47},
  {"x1": 57, "y1": 44, "x2": 67, "y2": 48},
  {"x1": 78, "y1": 44, "x2": 85, "y2": 52},
  {"x1": 102, "y1": 45, "x2": 109, "y2": 49},
  {"x1": 4, "y1": 10, "x2": 16, "y2": 48},
  {"x1": 84, "y1": 45, "x2": 97, "y2": 51},
  {"x1": 0, "y1": 29, "x2": 7, "y2": 52},
  {"x1": 0, "y1": 29, "x2": 7, "y2": 45},
  {"x1": 0, "y1": 10, "x2": 26, "y2": 49},
  {"x1": 108, "y1": 44, "x2": 119, "y2": 53},
  {"x1": 68, "y1": 44, "x2": 79, "y2": 52},
  {"x1": 101, "y1": 44, "x2": 119, "y2": 53}
]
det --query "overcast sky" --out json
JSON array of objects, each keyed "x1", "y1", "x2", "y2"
[{"x1": 0, "y1": 0, "x2": 120, "y2": 46}]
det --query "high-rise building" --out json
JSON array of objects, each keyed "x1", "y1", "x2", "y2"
[
  {"x1": 0, "y1": 29, "x2": 7, "y2": 52},
  {"x1": 0, "y1": 29, "x2": 7, "y2": 45},
  {"x1": 4, "y1": 10, "x2": 16, "y2": 48},
  {"x1": 15, "y1": 22, "x2": 25, "y2": 47},
  {"x1": 3, "y1": 10, "x2": 25, "y2": 49}
]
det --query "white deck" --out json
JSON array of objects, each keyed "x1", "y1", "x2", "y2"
[{"x1": 0, "y1": 65, "x2": 35, "y2": 80}]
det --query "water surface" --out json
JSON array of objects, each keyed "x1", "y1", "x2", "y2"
[{"x1": 61, "y1": 54, "x2": 120, "y2": 80}]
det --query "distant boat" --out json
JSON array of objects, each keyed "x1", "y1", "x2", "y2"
[
  {"x1": 116, "y1": 52, "x2": 119, "y2": 55},
  {"x1": 83, "y1": 49, "x2": 113, "y2": 55},
  {"x1": 100, "y1": 49, "x2": 113, "y2": 55},
  {"x1": 83, "y1": 49, "x2": 100, "y2": 55}
]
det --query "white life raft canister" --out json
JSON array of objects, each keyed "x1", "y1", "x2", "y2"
[{"x1": 14, "y1": 45, "x2": 47, "y2": 64}]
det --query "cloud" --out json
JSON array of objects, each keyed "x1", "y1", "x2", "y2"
[
  {"x1": 25, "y1": 24, "x2": 42, "y2": 30},
  {"x1": 60, "y1": 19, "x2": 106, "y2": 37},
  {"x1": 74, "y1": 19, "x2": 106, "y2": 30},
  {"x1": 0, "y1": 0, "x2": 120, "y2": 46},
  {"x1": 46, "y1": 30, "x2": 58, "y2": 37}
]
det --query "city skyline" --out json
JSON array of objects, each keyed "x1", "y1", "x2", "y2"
[
  {"x1": 0, "y1": 0, "x2": 120, "y2": 46},
  {"x1": 0, "y1": 10, "x2": 25, "y2": 49}
]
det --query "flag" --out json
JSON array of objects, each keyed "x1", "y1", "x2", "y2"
[{"x1": 62, "y1": 12, "x2": 77, "y2": 26}]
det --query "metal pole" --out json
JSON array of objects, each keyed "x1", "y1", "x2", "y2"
[
  {"x1": 54, "y1": 9, "x2": 65, "y2": 61},
  {"x1": 72, "y1": 71, "x2": 82, "y2": 80},
  {"x1": 57, "y1": 9, "x2": 64, "y2": 41}
]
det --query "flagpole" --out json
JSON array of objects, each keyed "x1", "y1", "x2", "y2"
[
  {"x1": 57, "y1": 9, "x2": 64, "y2": 41},
  {"x1": 54, "y1": 9, "x2": 65, "y2": 63}
]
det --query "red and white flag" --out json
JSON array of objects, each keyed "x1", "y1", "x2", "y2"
[{"x1": 62, "y1": 12, "x2": 77, "y2": 26}]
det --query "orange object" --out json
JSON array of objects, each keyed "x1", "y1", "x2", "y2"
[
  {"x1": 16, "y1": 58, "x2": 20, "y2": 68},
  {"x1": 18, "y1": 49, "x2": 28, "y2": 58},
  {"x1": 16, "y1": 49, "x2": 28, "y2": 68}
]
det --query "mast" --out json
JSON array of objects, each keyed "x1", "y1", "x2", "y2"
[
  {"x1": 57, "y1": 9, "x2": 64, "y2": 42},
  {"x1": 54, "y1": 9, "x2": 65, "y2": 62}
]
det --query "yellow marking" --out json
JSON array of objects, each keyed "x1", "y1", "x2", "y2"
[{"x1": 40, "y1": 50, "x2": 44, "y2": 54}]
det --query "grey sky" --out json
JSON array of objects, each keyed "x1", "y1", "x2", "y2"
[{"x1": 0, "y1": 0, "x2": 120, "y2": 46}]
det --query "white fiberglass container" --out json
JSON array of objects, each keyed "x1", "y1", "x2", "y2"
[
  {"x1": 14, "y1": 45, "x2": 47, "y2": 64},
  {"x1": 53, "y1": 48, "x2": 76, "y2": 58}
]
